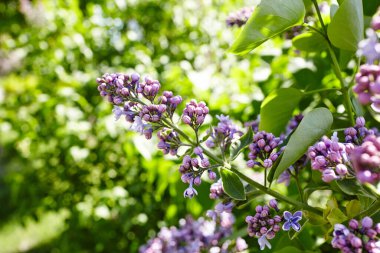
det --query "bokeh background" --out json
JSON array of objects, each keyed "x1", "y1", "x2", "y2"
[{"x1": 2, "y1": 0, "x2": 374, "y2": 252}]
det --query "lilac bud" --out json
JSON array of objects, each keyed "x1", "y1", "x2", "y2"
[
  {"x1": 257, "y1": 139, "x2": 266, "y2": 148},
  {"x1": 336, "y1": 164, "x2": 348, "y2": 176},
  {"x1": 194, "y1": 147, "x2": 203, "y2": 156},
  {"x1": 322, "y1": 169, "x2": 339, "y2": 182},
  {"x1": 260, "y1": 227, "x2": 268, "y2": 234},
  {"x1": 131, "y1": 73, "x2": 140, "y2": 83},
  {"x1": 263, "y1": 159, "x2": 273, "y2": 168},
  {"x1": 366, "y1": 228, "x2": 377, "y2": 239},
  {"x1": 350, "y1": 237, "x2": 362, "y2": 248},
  {"x1": 208, "y1": 170, "x2": 216, "y2": 180},
  {"x1": 255, "y1": 205, "x2": 263, "y2": 213},
  {"x1": 193, "y1": 176, "x2": 201, "y2": 186},
  {"x1": 247, "y1": 159, "x2": 255, "y2": 168},
  {"x1": 266, "y1": 231, "x2": 276, "y2": 239},
  {"x1": 349, "y1": 219, "x2": 359, "y2": 230},
  {"x1": 269, "y1": 199, "x2": 279, "y2": 211},
  {"x1": 191, "y1": 158, "x2": 199, "y2": 167},
  {"x1": 182, "y1": 115, "x2": 192, "y2": 125},
  {"x1": 362, "y1": 216, "x2": 373, "y2": 229},
  {"x1": 201, "y1": 158, "x2": 210, "y2": 167},
  {"x1": 356, "y1": 116, "x2": 366, "y2": 127}
]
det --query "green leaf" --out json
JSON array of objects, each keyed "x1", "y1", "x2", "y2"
[
  {"x1": 327, "y1": 0, "x2": 364, "y2": 51},
  {"x1": 339, "y1": 49, "x2": 354, "y2": 69},
  {"x1": 229, "y1": 0, "x2": 305, "y2": 54},
  {"x1": 219, "y1": 168, "x2": 246, "y2": 200},
  {"x1": 292, "y1": 31, "x2": 328, "y2": 52},
  {"x1": 346, "y1": 200, "x2": 361, "y2": 218},
  {"x1": 335, "y1": 179, "x2": 376, "y2": 199},
  {"x1": 363, "y1": 0, "x2": 380, "y2": 16},
  {"x1": 274, "y1": 246, "x2": 304, "y2": 253},
  {"x1": 231, "y1": 127, "x2": 253, "y2": 160},
  {"x1": 259, "y1": 88, "x2": 303, "y2": 136},
  {"x1": 273, "y1": 108, "x2": 333, "y2": 179},
  {"x1": 327, "y1": 208, "x2": 347, "y2": 225}
]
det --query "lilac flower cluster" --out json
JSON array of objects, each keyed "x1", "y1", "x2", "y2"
[
  {"x1": 209, "y1": 179, "x2": 225, "y2": 199},
  {"x1": 245, "y1": 200, "x2": 282, "y2": 250},
  {"x1": 344, "y1": 117, "x2": 375, "y2": 144},
  {"x1": 354, "y1": 11, "x2": 380, "y2": 112},
  {"x1": 206, "y1": 115, "x2": 242, "y2": 150},
  {"x1": 247, "y1": 131, "x2": 281, "y2": 169},
  {"x1": 244, "y1": 116, "x2": 260, "y2": 133},
  {"x1": 157, "y1": 128, "x2": 181, "y2": 156},
  {"x1": 332, "y1": 217, "x2": 380, "y2": 253},
  {"x1": 349, "y1": 134, "x2": 380, "y2": 184},
  {"x1": 158, "y1": 91, "x2": 182, "y2": 119},
  {"x1": 307, "y1": 133, "x2": 349, "y2": 182},
  {"x1": 353, "y1": 64, "x2": 380, "y2": 112},
  {"x1": 139, "y1": 216, "x2": 247, "y2": 253},
  {"x1": 226, "y1": 7, "x2": 254, "y2": 27},
  {"x1": 182, "y1": 100, "x2": 209, "y2": 129},
  {"x1": 180, "y1": 147, "x2": 214, "y2": 198}
]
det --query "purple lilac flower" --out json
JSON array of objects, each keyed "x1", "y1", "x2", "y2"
[
  {"x1": 245, "y1": 200, "x2": 282, "y2": 249},
  {"x1": 138, "y1": 76, "x2": 160, "y2": 101},
  {"x1": 307, "y1": 132, "x2": 349, "y2": 182},
  {"x1": 349, "y1": 134, "x2": 380, "y2": 184},
  {"x1": 357, "y1": 29, "x2": 380, "y2": 64},
  {"x1": 226, "y1": 7, "x2": 254, "y2": 27},
  {"x1": 332, "y1": 217, "x2": 380, "y2": 253},
  {"x1": 209, "y1": 179, "x2": 225, "y2": 199},
  {"x1": 206, "y1": 115, "x2": 242, "y2": 150},
  {"x1": 139, "y1": 214, "x2": 244, "y2": 253},
  {"x1": 353, "y1": 64, "x2": 380, "y2": 111},
  {"x1": 158, "y1": 91, "x2": 182, "y2": 118},
  {"x1": 282, "y1": 211, "x2": 302, "y2": 232},
  {"x1": 182, "y1": 100, "x2": 209, "y2": 129},
  {"x1": 179, "y1": 148, "x2": 213, "y2": 198},
  {"x1": 247, "y1": 131, "x2": 281, "y2": 169},
  {"x1": 344, "y1": 117, "x2": 376, "y2": 144},
  {"x1": 244, "y1": 115, "x2": 260, "y2": 133},
  {"x1": 157, "y1": 128, "x2": 181, "y2": 156}
]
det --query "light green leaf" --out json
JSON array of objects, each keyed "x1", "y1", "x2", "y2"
[
  {"x1": 292, "y1": 31, "x2": 328, "y2": 52},
  {"x1": 327, "y1": 207, "x2": 347, "y2": 225},
  {"x1": 273, "y1": 108, "x2": 333, "y2": 179},
  {"x1": 259, "y1": 88, "x2": 303, "y2": 136},
  {"x1": 335, "y1": 179, "x2": 376, "y2": 199},
  {"x1": 346, "y1": 200, "x2": 361, "y2": 218},
  {"x1": 230, "y1": 0, "x2": 305, "y2": 54},
  {"x1": 327, "y1": 0, "x2": 364, "y2": 51},
  {"x1": 220, "y1": 168, "x2": 246, "y2": 200}
]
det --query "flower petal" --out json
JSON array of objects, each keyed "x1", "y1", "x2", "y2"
[
  {"x1": 291, "y1": 222, "x2": 301, "y2": 232},
  {"x1": 283, "y1": 211, "x2": 292, "y2": 221},
  {"x1": 293, "y1": 211, "x2": 302, "y2": 219},
  {"x1": 282, "y1": 221, "x2": 291, "y2": 231},
  {"x1": 258, "y1": 235, "x2": 271, "y2": 250}
]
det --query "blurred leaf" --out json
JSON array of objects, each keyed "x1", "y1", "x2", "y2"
[
  {"x1": 327, "y1": 207, "x2": 347, "y2": 225},
  {"x1": 335, "y1": 179, "x2": 376, "y2": 199},
  {"x1": 306, "y1": 211, "x2": 328, "y2": 226},
  {"x1": 229, "y1": 0, "x2": 305, "y2": 54},
  {"x1": 273, "y1": 108, "x2": 333, "y2": 179},
  {"x1": 259, "y1": 88, "x2": 303, "y2": 136},
  {"x1": 274, "y1": 246, "x2": 304, "y2": 253},
  {"x1": 292, "y1": 32, "x2": 328, "y2": 52},
  {"x1": 327, "y1": 0, "x2": 364, "y2": 51},
  {"x1": 339, "y1": 49, "x2": 354, "y2": 69},
  {"x1": 230, "y1": 127, "x2": 253, "y2": 160},
  {"x1": 346, "y1": 200, "x2": 361, "y2": 218},
  {"x1": 363, "y1": 0, "x2": 380, "y2": 16},
  {"x1": 219, "y1": 168, "x2": 246, "y2": 200}
]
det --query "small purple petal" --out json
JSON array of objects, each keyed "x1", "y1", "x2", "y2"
[
  {"x1": 291, "y1": 222, "x2": 301, "y2": 232},
  {"x1": 283, "y1": 211, "x2": 292, "y2": 221},
  {"x1": 282, "y1": 221, "x2": 291, "y2": 231},
  {"x1": 293, "y1": 211, "x2": 302, "y2": 219}
]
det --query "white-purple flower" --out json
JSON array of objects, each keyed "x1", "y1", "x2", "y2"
[
  {"x1": 282, "y1": 211, "x2": 302, "y2": 232},
  {"x1": 183, "y1": 181, "x2": 198, "y2": 198},
  {"x1": 112, "y1": 105, "x2": 125, "y2": 120},
  {"x1": 130, "y1": 116, "x2": 146, "y2": 134},
  {"x1": 357, "y1": 29, "x2": 380, "y2": 64},
  {"x1": 258, "y1": 232, "x2": 271, "y2": 250}
]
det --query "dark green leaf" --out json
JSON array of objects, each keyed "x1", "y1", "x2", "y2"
[
  {"x1": 229, "y1": 0, "x2": 305, "y2": 54},
  {"x1": 259, "y1": 88, "x2": 303, "y2": 136},
  {"x1": 273, "y1": 108, "x2": 333, "y2": 179},
  {"x1": 292, "y1": 31, "x2": 328, "y2": 52},
  {"x1": 231, "y1": 128, "x2": 253, "y2": 160},
  {"x1": 220, "y1": 168, "x2": 246, "y2": 200},
  {"x1": 363, "y1": 0, "x2": 380, "y2": 16},
  {"x1": 339, "y1": 49, "x2": 354, "y2": 69},
  {"x1": 327, "y1": 0, "x2": 364, "y2": 51},
  {"x1": 336, "y1": 179, "x2": 376, "y2": 199}
]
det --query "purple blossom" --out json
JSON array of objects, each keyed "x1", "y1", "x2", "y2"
[
  {"x1": 247, "y1": 131, "x2": 281, "y2": 169},
  {"x1": 226, "y1": 7, "x2": 254, "y2": 27},
  {"x1": 183, "y1": 181, "x2": 198, "y2": 199},
  {"x1": 157, "y1": 128, "x2": 181, "y2": 155},
  {"x1": 277, "y1": 169, "x2": 292, "y2": 186},
  {"x1": 282, "y1": 211, "x2": 302, "y2": 232},
  {"x1": 206, "y1": 114, "x2": 242, "y2": 150},
  {"x1": 182, "y1": 100, "x2": 209, "y2": 129},
  {"x1": 357, "y1": 29, "x2": 380, "y2": 64},
  {"x1": 158, "y1": 91, "x2": 182, "y2": 118},
  {"x1": 258, "y1": 232, "x2": 272, "y2": 250}
]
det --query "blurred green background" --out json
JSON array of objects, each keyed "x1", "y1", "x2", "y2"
[{"x1": 0, "y1": 0, "x2": 362, "y2": 252}]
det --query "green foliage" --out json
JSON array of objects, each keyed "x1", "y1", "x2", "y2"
[
  {"x1": 220, "y1": 168, "x2": 246, "y2": 200},
  {"x1": 259, "y1": 88, "x2": 303, "y2": 136},
  {"x1": 292, "y1": 32, "x2": 328, "y2": 52},
  {"x1": 327, "y1": 0, "x2": 364, "y2": 51},
  {"x1": 273, "y1": 108, "x2": 333, "y2": 180},
  {"x1": 229, "y1": 0, "x2": 305, "y2": 54}
]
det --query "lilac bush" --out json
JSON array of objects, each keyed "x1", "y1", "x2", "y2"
[{"x1": 95, "y1": 1, "x2": 380, "y2": 252}]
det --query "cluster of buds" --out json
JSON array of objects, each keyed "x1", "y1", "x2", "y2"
[
  {"x1": 206, "y1": 115, "x2": 242, "y2": 150},
  {"x1": 353, "y1": 64, "x2": 380, "y2": 112},
  {"x1": 158, "y1": 91, "x2": 182, "y2": 118},
  {"x1": 245, "y1": 200, "x2": 282, "y2": 250},
  {"x1": 139, "y1": 215, "x2": 246, "y2": 253},
  {"x1": 157, "y1": 128, "x2": 181, "y2": 156},
  {"x1": 247, "y1": 131, "x2": 281, "y2": 169},
  {"x1": 244, "y1": 116, "x2": 260, "y2": 133},
  {"x1": 344, "y1": 117, "x2": 375, "y2": 144},
  {"x1": 139, "y1": 104, "x2": 166, "y2": 123},
  {"x1": 225, "y1": 6, "x2": 254, "y2": 27},
  {"x1": 182, "y1": 100, "x2": 209, "y2": 129},
  {"x1": 307, "y1": 133, "x2": 349, "y2": 182},
  {"x1": 180, "y1": 147, "x2": 214, "y2": 198},
  {"x1": 209, "y1": 179, "x2": 225, "y2": 199},
  {"x1": 332, "y1": 217, "x2": 380, "y2": 253},
  {"x1": 138, "y1": 76, "x2": 160, "y2": 101},
  {"x1": 349, "y1": 135, "x2": 380, "y2": 184}
]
